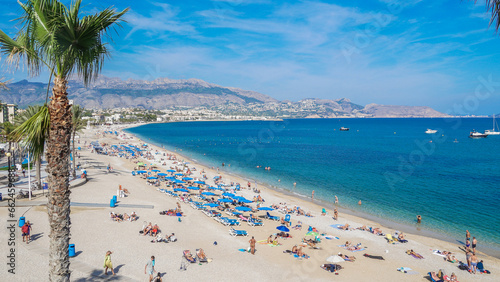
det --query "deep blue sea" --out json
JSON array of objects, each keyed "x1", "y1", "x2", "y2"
[{"x1": 126, "y1": 118, "x2": 500, "y2": 255}]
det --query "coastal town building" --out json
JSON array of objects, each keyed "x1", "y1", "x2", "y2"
[{"x1": 0, "y1": 103, "x2": 18, "y2": 123}]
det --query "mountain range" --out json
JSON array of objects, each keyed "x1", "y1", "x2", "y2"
[{"x1": 0, "y1": 76, "x2": 449, "y2": 118}]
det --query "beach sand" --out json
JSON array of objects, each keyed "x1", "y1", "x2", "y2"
[{"x1": 1, "y1": 124, "x2": 499, "y2": 281}]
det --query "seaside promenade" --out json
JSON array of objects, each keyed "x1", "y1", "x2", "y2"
[{"x1": 0, "y1": 126, "x2": 498, "y2": 281}]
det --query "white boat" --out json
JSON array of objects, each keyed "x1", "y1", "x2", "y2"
[
  {"x1": 425, "y1": 129, "x2": 437, "y2": 134},
  {"x1": 469, "y1": 130, "x2": 488, "y2": 138},
  {"x1": 485, "y1": 116, "x2": 500, "y2": 135},
  {"x1": 339, "y1": 127, "x2": 349, "y2": 131}
]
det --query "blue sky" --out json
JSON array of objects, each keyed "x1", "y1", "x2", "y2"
[{"x1": 1, "y1": 0, "x2": 500, "y2": 114}]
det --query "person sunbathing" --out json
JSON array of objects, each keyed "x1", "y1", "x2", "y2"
[
  {"x1": 291, "y1": 245, "x2": 298, "y2": 254},
  {"x1": 143, "y1": 223, "x2": 153, "y2": 236},
  {"x1": 123, "y1": 213, "x2": 130, "y2": 221},
  {"x1": 272, "y1": 236, "x2": 279, "y2": 246},
  {"x1": 130, "y1": 212, "x2": 138, "y2": 221},
  {"x1": 185, "y1": 251, "x2": 195, "y2": 261},
  {"x1": 197, "y1": 249, "x2": 207, "y2": 260},
  {"x1": 321, "y1": 264, "x2": 340, "y2": 273},
  {"x1": 446, "y1": 254, "x2": 457, "y2": 263},
  {"x1": 398, "y1": 232, "x2": 408, "y2": 243},
  {"x1": 338, "y1": 253, "x2": 356, "y2": 261},
  {"x1": 340, "y1": 223, "x2": 350, "y2": 230},
  {"x1": 293, "y1": 221, "x2": 302, "y2": 230},
  {"x1": 407, "y1": 249, "x2": 424, "y2": 259},
  {"x1": 267, "y1": 235, "x2": 273, "y2": 244},
  {"x1": 297, "y1": 247, "x2": 309, "y2": 258},
  {"x1": 371, "y1": 227, "x2": 383, "y2": 235},
  {"x1": 357, "y1": 225, "x2": 368, "y2": 231}
]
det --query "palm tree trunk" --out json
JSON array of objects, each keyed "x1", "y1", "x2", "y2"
[
  {"x1": 46, "y1": 76, "x2": 72, "y2": 281},
  {"x1": 72, "y1": 131, "x2": 76, "y2": 179}
]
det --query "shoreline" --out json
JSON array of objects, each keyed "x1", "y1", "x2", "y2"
[{"x1": 123, "y1": 122, "x2": 500, "y2": 259}]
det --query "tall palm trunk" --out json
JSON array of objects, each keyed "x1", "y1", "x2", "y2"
[
  {"x1": 72, "y1": 131, "x2": 76, "y2": 179},
  {"x1": 46, "y1": 76, "x2": 72, "y2": 281}
]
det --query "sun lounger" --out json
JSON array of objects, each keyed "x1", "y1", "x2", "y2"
[
  {"x1": 386, "y1": 234, "x2": 397, "y2": 244},
  {"x1": 248, "y1": 218, "x2": 264, "y2": 227},
  {"x1": 266, "y1": 212, "x2": 280, "y2": 221},
  {"x1": 229, "y1": 227, "x2": 248, "y2": 237},
  {"x1": 183, "y1": 250, "x2": 196, "y2": 263},
  {"x1": 428, "y1": 272, "x2": 444, "y2": 282}
]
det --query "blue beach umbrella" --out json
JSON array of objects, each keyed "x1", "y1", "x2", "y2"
[
  {"x1": 157, "y1": 173, "x2": 168, "y2": 176},
  {"x1": 152, "y1": 169, "x2": 160, "y2": 172},
  {"x1": 174, "y1": 180, "x2": 186, "y2": 184},
  {"x1": 276, "y1": 226, "x2": 290, "y2": 232},
  {"x1": 136, "y1": 170, "x2": 147, "y2": 174},
  {"x1": 167, "y1": 169, "x2": 176, "y2": 172},
  {"x1": 183, "y1": 177, "x2": 193, "y2": 181},
  {"x1": 218, "y1": 198, "x2": 233, "y2": 203},
  {"x1": 187, "y1": 186, "x2": 200, "y2": 190},
  {"x1": 238, "y1": 199, "x2": 253, "y2": 204},
  {"x1": 194, "y1": 181, "x2": 205, "y2": 184},
  {"x1": 174, "y1": 188, "x2": 189, "y2": 192},
  {"x1": 147, "y1": 177, "x2": 158, "y2": 180},
  {"x1": 175, "y1": 173, "x2": 184, "y2": 176},
  {"x1": 204, "y1": 203, "x2": 219, "y2": 207},
  {"x1": 222, "y1": 193, "x2": 234, "y2": 197},
  {"x1": 235, "y1": 206, "x2": 252, "y2": 212},
  {"x1": 258, "y1": 207, "x2": 274, "y2": 211},
  {"x1": 202, "y1": 192, "x2": 216, "y2": 196}
]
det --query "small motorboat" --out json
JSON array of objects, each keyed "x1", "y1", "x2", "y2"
[
  {"x1": 469, "y1": 130, "x2": 488, "y2": 138},
  {"x1": 425, "y1": 129, "x2": 437, "y2": 134},
  {"x1": 339, "y1": 127, "x2": 349, "y2": 131}
]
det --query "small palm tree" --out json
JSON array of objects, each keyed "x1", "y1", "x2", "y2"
[
  {"x1": 0, "y1": 1, "x2": 128, "y2": 280},
  {"x1": 12, "y1": 105, "x2": 49, "y2": 189},
  {"x1": 71, "y1": 105, "x2": 85, "y2": 178},
  {"x1": 0, "y1": 78, "x2": 9, "y2": 90}
]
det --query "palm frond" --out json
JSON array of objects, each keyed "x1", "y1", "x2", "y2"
[{"x1": 11, "y1": 104, "x2": 49, "y2": 161}]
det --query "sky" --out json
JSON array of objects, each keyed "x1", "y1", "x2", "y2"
[{"x1": 1, "y1": 0, "x2": 500, "y2": 115}]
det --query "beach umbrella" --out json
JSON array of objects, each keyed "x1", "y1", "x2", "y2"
[
  {"x1": 202, "y1": 192, "x2": 216, "y2": 196},
  {"x1": 147, "y1": 177, "x2": 158, "y2": 180},
  {"x1": 167, "y1": 169, "x2": 176, "y2": 172},
  {"x1": 235, "y1": 206, "x2": 252, "y2": 212},
  {"x1": 276, "y1": 226, "x2": 290, "y2": 232},
  {"x1": 239, "y1": 199, "x2": 253, "y2": 204},
  {"x1": 174, "y1": 180, "x2": 186, "y2": 184},
  {"x1": 222, "y1": 193, "x2": 234, "y2": 197},
  {"x1": 136, "y1": 170, "x2": 147, "y2": 174},
  {"x1": 326, "y1": 255, "x2": 345, "y2": 263},
  {"x1": 306, "y1": 231, "x2": 319, "y2": 237},
  {"x1": 175, "y1": 173, "x2": 184, "y2": 176},
  {"x1": 174, "y1": 188, "x2": 189, "y2": 192},
  {"x1": 137, "y1": 162, "x2": 144, "y2": 166},
  {"x1": 183, "y1": 177, "x2": 193, "y2": 181},
  {"x1": 204, "y1": 203, "x2": 219, "y2": 207},
  {"x1": 187, "y1": 186, "x2": 200, "y2": 190},
  {"x1": 194, "y1": 181, "x2": 205, "y2": 184},
  {"x1": 218, "y1": 198, "x2": 233, "y2": 203},
  {"x1": 258, "y1": 207, "x2": 274, "y2": 211},
  {"x1": 157, "y1": 173, "x2": 168, "y2": 176},
  {"x1": 152, "y1": 169, "x2": 160, "y2": 172}
]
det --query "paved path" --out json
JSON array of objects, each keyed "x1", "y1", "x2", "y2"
[
  {"x1": 0, "y1": 201, "x2": 154, "y2": 209},
  {"x1": 20, "y1": 240, "x2": 139, "y2": 281}
]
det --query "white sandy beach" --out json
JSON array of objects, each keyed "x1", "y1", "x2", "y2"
[{"x1": 1, "y1": 124, "x2": 499, "y2": 282}]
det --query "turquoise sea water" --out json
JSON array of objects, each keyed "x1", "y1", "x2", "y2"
[{"x1": 126, "y1": 118, "x2": 500, "y2": 256}]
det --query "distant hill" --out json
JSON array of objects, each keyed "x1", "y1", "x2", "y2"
[{"x1": 0, "y1": 76, "x2": 449, "y2": 117}]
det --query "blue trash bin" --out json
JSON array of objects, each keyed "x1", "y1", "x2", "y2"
[
  {"x1": 110, "y1": 199, "x2": 115, "y2": 208},
  {"x1": 0, "y1": 192, "x2": 2, "y2": 201},
  {"x1": 112, "y1": 195, "x2": 117, "y2": 202},
  {"x1": 43, "y1": 183, "x2": 48, "y2": 190},
  {"x1": 19, "y1": 217, "x2": 26, "y2": 227},
  {"x1": 68, "y1": 244, "x2": 75, "y2": 257}
]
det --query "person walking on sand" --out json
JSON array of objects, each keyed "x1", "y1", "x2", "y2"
[
  {"x1": 333, "y1": 208, "x2": 338, "y2": 220},
  {"x1": 21, "y1": 222, "x2": 30, "y2": 244},
  {"x1": 145, "y1": 256, "x2": 156, "y2": 282},
  {"x1": 104, "y1": 251, "x2": 115, "y2": 275},
  {"x1": 249, "y1": 236, "x2": 256, "y2": 255},
  {"x1": 472, "y1": 237, "x2": 477, "y2": 254}
]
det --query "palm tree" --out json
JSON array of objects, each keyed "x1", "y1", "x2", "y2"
[
  {"x1": 484, "y1": 0, "x2": 500, "y2": 32},
  {"x1": 71, "y1": 105, "x2": 85, "y2": 178},
  {"x1": 1, "y1": 122, "x2": 17, "y2": 168},
  {"x1": 0, "y1": 78, "x2": 9, "y2": 90},
  {"x1": 12, "y1": 105, "x2": 49, "y2": 189},
  {"x1": 0, "y1": 1, "x2": 128, "y2": 280}
]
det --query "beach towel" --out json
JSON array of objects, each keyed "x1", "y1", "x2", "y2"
[
  {"x1": 432, "y1": 250, "x2": 446, "y2": 257},
  {"x1": 330, "y1": 224, "x2": 344, "y2": 229},
  {"x1": 397, "y1": 267, "x2": 418, "y2": 275},
  {"x1": 410, "y1": 253, "x2": 424, "y2": 259},
  {"x1": 338, "y1": 244, "x2": 365, "y2": 252},
  {"x1": 322, "y1": 235, "x2": 339, "y2": 240},
  {"x1": 363, "y1": 253, "x2": 384, "y2": 260}
]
